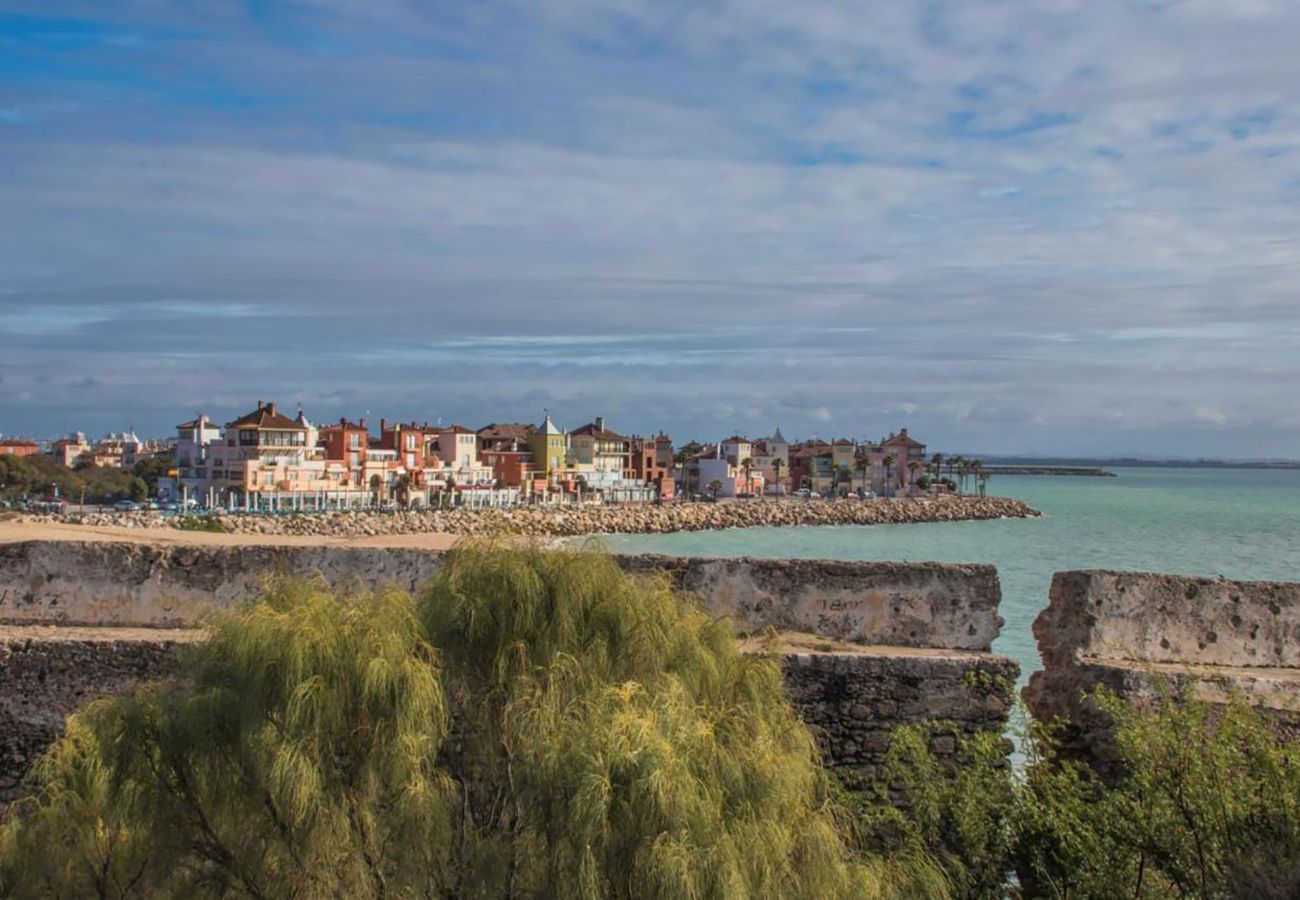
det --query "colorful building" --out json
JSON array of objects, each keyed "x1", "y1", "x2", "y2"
[
  {"x1": 0, "y1": 438, "x2": 40, "y2": 457},
  {"x1": 528, "y1": 412, "x2": 568, "y2": 482}
]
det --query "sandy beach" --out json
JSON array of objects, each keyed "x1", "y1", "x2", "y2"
[{"x1": 0, "y1": 517, "x2": 461, "y2": 551}]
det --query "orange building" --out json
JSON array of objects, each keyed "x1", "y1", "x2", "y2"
[{"x1": 0, "y1": 438, "x2": 40, "y2": 457}]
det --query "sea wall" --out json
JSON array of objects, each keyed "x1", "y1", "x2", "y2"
[
  {"x1": 20, "y1": 493, "x2": 1038, "y2": 538},
  {"x1": 1023, "y1": 570, "x2": 1300, "y2": 767},
  {"x1": 0, "y1": 540, "x2": 1017, "y2": 804}
]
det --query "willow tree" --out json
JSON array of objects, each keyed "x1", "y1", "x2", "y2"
[
  {"x1": 1, "y1": 543, "x2": 943, "y2": 899},
  {"x1": 0, "y1": 580, "x2": 454, "y2": 899}
]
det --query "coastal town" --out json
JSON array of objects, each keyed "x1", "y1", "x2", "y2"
[{"x1": 1, "y1": 401, "x2": 995, "y2": 514}]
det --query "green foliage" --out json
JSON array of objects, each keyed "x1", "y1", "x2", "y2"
[
  {"x1": 875, "y1": 691, "x2": 1300, "y2": 899},
  {"x1": 861, "y1": 727, "x2": 1017, "y2": 900},
  {"x1": 1, "y1": 544, "x2": 943, "y2": 899},
  {"x1": 131, "y1": 454, "x2": 174, "y2": 495},
  {"x1": 0, "y1": 453, "x2": 154, "y2": 504},
  {"x1": 174, "y1": 514, "x2": 227, "y2": 533},
  {"x1": 1, "y1": 580, "x2": 453, "y2": 898}
]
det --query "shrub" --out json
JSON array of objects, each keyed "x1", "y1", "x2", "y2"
[
  {"x1": 174, "y1": 514, "x2": 227, "y2": 533},
  {"x1": 876, "y1": 691, "x2": 1300, "y2": 899}
]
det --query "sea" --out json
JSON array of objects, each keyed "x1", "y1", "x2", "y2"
[{"x1": 595, "y1": 467, "x2": 1300, "y2": 683}]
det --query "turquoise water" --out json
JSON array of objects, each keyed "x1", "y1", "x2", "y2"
[{"x1": 597, "y1": 468, "x2": 1300, "y2": 681}]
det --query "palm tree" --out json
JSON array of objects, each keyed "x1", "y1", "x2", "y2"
[
  {"x1": 707, "y1": 478, "x2": 724, "y2": 499},
  {"x1": 368, "y1": 474, "x2": 384, "y2": 507},
  {"x1": 976, "y1": 462, "x2": 990, "y2": 497},
  {"x1": 856, "y1": 456, "x2": 870, "y2": 497},
  {"x1": 740, "y1": 457, "x2": 753, "y2": 495},
  {"x1": 771, "y1": 457, "x2": 784, "y2": 497},
  {"x1": 958, "y1": 459, "x2": 977, "y2": 495},
  {"x1": 882, "y1": 455, "x2": 895, "y2": 497},
  {"x1": 907, "y1": 460, "x2": 921, "y2": 493},
  {"x1": 393, "y1": 473, "x2": 413, "y2": 508},
  {"x1": 930, "y1": 452, "x2": 944, "y2": 481}
]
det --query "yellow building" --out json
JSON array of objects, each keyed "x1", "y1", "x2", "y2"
[{"x1": 528, "y1": 412, "x2": 568, "y2": 479}]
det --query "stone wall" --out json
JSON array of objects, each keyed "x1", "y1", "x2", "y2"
[
  {"x1": 0, "y1": 542, "x2": 1002, "y2": 651},
  {"x1": 0, "y1": 540, "x2": 1018, "y2": 805},
  {"x1": 1, "y1": 626, "x2": 201, "y2": 805},
  {"x1": 1023, "y1": 570, "x2": 1300, "y2": 767},
  {"x1": 0, "y1": 541, "x2": 446, "y2": 628},
  {"x1": 619, "y1": 555, "x2": 1002, "y2": 650},
  {"x1": 779, "y1": 644, "x2": 1018, "y2": 789},
  {"x1": 0, "y1": 627, "x2": 1017, "y2": 806}
]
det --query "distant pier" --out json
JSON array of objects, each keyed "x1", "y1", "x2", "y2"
[{"x1": 981, "y1": 465, "x2": 1116, "y2": 477}]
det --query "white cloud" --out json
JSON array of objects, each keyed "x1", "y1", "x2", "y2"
[{"x1": 1, "y1": 0, "x2": 1298, "y2": 455}]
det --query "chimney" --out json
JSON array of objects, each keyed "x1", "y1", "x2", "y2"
[
  {"x1": 257, "y1": 400, "x2": 265, "y2": 411},
  {"x1": 267, "y1": 402, "x2": 277, "y2": 416},
  {"x1": 340, "y1": 418, "x2": 346, "y2": 426},
  {"x1": 360, "y1": 418, "x2": 366, "y2": 430},
  {"x1": 381, "y1": 418, "x2": 388, "y2": 433},
  {"x1": 595, "y1": 416, "x2": 606, "y2": 431}
]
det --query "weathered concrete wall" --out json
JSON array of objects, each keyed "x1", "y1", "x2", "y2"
[
  {"x1": 0, "y1": 541, "x2": 446, "y2": 628},
  {"x1": 0, "y1": 542, "x2": 1002, "y2": 651},
  {"x1": 1024, "y1": 570, "x2": 1300, "y2": 766},
  {"x1": 621, "y1": 555, "x2": 1002, "y2": 650}
]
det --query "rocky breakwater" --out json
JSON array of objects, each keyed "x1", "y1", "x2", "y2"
[
  {"x1": 28, "y1": 495, "x2": 1038, "y2": 539},
  {"x1": 1024, "y1": 570, "x2": 1300, "y2": 771}
]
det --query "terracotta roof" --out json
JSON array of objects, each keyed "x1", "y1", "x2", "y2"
[
  {"x1": 477, "y1": 422, "x2": 535, "y2": 440},
  {"x1": 883, "y1": 430, "x2": 925, "y2": 449},
  {"x1": 226, "y1": 403, "x2": 303, "y2": 431},
  {"x1": 722, "y1": 435, "x2": 751, "y2": 444},
  {"x1": 832, "y1": 438, "x2": 855, "y2": 446},
  {"x1": 570, "y1": 422, "x2": 631, "y2": 441},
  {"x1": 441, "y1": 425, "x2": 475, "y2": 434}
]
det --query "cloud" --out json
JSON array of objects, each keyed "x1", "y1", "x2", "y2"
[{"x1": 0, "y1": 1, "x2": 1298, "y2": 456}]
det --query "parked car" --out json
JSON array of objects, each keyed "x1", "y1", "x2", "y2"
[
  {"x1": 113, "y1": 499, "x2": 140, "y2": 512},
  {"x1": 28, "y1": 497, "x2": 68, "y2": 514}
]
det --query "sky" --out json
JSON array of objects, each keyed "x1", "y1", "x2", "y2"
[{"x1": 2, "y1": 1, "x2": 1300, "y2": 457}]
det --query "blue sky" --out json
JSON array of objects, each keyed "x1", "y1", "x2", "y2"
[{"x1": 3, "y1": 1, "x2": 1300, "y2": 456}]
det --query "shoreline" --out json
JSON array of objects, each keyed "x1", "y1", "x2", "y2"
[{"x1": 2, "y1": 496, "x2": 1038, "y2": 545}]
